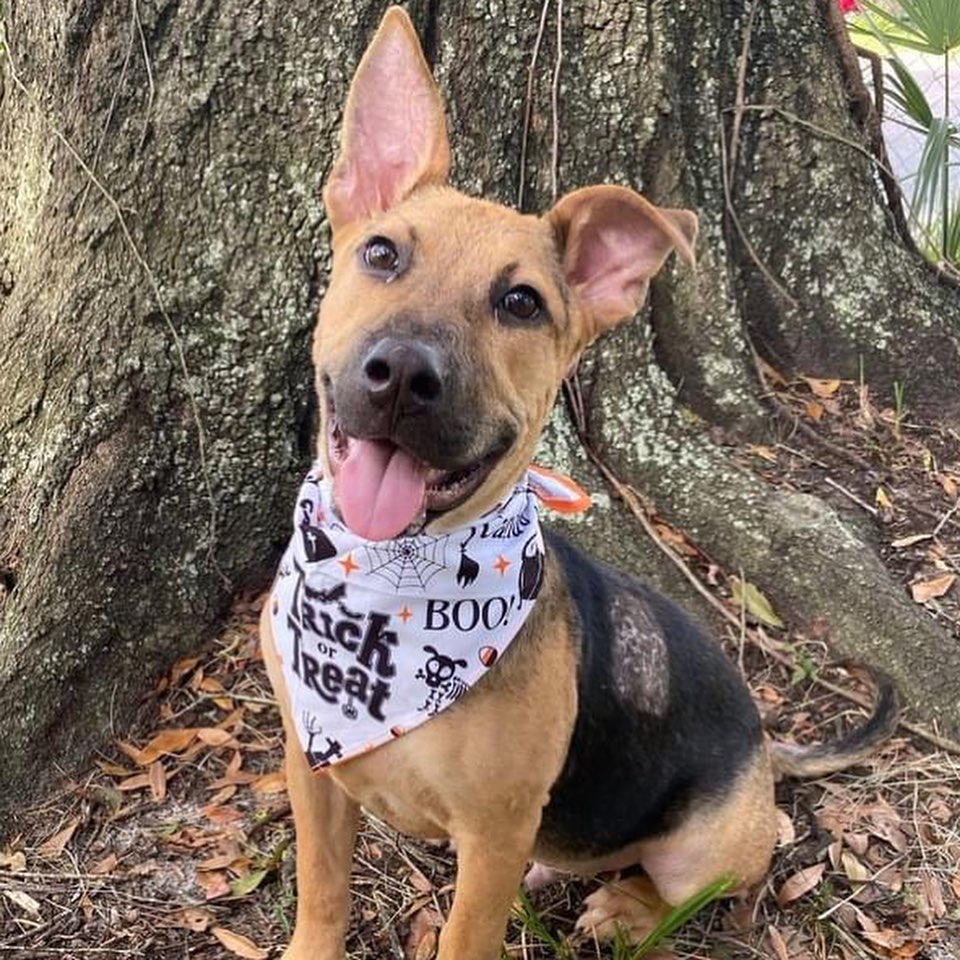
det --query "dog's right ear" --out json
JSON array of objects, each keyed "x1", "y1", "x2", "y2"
[
  {"x1": 547, "y1": 185, "x2": 698, "y2": 341},
  {"x1": 323, "y1": 7, "x2": 451, "y2": 234}
]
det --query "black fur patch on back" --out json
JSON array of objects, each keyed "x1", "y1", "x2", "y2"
[{"x1": 538, "y1": 529, "x2": 763, "y2": 859}]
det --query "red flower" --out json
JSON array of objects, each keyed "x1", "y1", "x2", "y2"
[{"x1": 839, "y1": 0, "x2": 860, "y2": 12}]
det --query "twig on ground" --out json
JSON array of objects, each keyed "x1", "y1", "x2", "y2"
[{"x1": 823, "y1": 476, "x2": 879, "y2": 517}]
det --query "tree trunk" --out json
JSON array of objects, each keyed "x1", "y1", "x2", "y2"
[{"x1": 1, "y1": 0, "x2": 958, "y2": 812}]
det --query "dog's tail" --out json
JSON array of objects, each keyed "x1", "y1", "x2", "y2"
[{"x1": 769, "y1": 665, "x2": 900, "y2": 778}]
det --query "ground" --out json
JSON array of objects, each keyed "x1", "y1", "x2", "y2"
[{"x1": 2, "y1": 372, "x2": 959, "y2": 960}]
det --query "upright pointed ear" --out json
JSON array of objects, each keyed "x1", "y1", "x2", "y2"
[
  {"x1": 323, "y1": 7, "x2": 451, "y2": 234},
  {"x1": 547, "y1": 185, "x2": 698, "y2": 337}
]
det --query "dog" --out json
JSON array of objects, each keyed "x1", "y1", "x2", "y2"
[{"x1": 261, "y1": 9, "x2": 899, "y2": 958}]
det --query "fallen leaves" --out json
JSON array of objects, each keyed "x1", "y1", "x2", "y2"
[
  {"x1": 170, "y1": 906, "x2": 215, "y2": 932},
  {"x1": 0, "y1": 849, "x2": 27, "y2": 872},
  {"x1": 211, "y1": 925, "x2": 269, "y2": 959},
  {"x1": 910, "y1": 573, "x2": 956, "y2": 603},
  {"x1": 776, "y1": 862, "x2": 826, "y2": 907},
  {"x1": 404, "y1": 905, "x2": 442, "y2": 960},
  {"x1": 36, "y1": 816, "x2": 81, "y2": 859},
  {"x1": 4, "y1": 889, "x2": 41, "y2": 918},
  {"x1": 803, "y1": 377, "x2": 841, "y2": 398}
]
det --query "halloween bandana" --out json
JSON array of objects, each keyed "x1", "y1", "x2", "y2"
[{"x1": 271, "y1": 464, "x2": 588, "y2": 770}]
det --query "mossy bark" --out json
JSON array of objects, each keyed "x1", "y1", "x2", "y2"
[{"x1": 1, "y1": 0, "x2": 958, "y2": 813}]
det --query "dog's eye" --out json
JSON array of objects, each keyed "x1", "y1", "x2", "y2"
[
  {"x1": 497, "y1": 285, "x2": 544, "y2": 325},
  {"x1": 363, "y1": 236, "x2": 400, "y2": 274}
]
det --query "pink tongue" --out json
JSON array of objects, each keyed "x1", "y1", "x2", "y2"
[{"x1": 335, "y1": 439, "x2": 428, "y2": 540}]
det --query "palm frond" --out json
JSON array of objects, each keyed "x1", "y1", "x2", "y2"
[{"x1": 885, "y1": 56, "x2": 935, "y2": 128}]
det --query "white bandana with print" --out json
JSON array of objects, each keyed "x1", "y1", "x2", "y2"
[{"x1": 271, "y1": 464, "x2": 590, "y2": 769}]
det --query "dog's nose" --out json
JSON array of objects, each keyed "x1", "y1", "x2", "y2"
[{"x1": 361, "y1": 338, "x2": 443, "y2": 410}]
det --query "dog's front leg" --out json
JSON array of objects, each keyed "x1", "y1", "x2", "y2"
[
  {"x1": 283, "y1": 744, "x2": 360, "y2": 960},
  {"x1": 437, "y1": 819, "x2": 538, "y2": 960}
]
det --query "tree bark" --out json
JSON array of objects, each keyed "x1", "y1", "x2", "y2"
[{"x1": 2, "y1": 0, "x2": 958, "y2": 812}]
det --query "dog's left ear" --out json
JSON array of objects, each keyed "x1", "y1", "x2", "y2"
[
  {"x1": 323, "y1": 7, "x2": 451, "y2": 234},
  {"x1": 547, "y1": 185, "x2": 698, "y2": 338}
]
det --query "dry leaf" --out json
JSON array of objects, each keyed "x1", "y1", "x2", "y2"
[
  {"x1": 890, "y1": 533, "x2": 931, "y2": 548},
  {"x1": 211, "y1": 926, "x2": 268, "y2": 959},
  {"x1": 196, "y1": 870, "x2": 232, "y2": 900},
  {"x1": 149, "y1": 761, "x2": 167, "y2": 802},
  {"x1": 776, "y1": 862, "x2": 825, "y2": 906},
  {"x1": 844, "y1": 832, "x2": 869, "y2": 856},
  {"x1": 804, "y1": 400, "x2": 824, "y2": 421},
  {"x1": 747, "y1": 444, "x2": 778, "y2": 463},
  {"x1": 136, "y1": 728, "x2": 199, "y2": 765},
  {"x1": 37, "y1": 816, "x2": 81, "y2": 858},
  {"x1": 841, "y1": 851, "x2": 870, "y2": 884},
  {"x1": 208, "y1": 784, "x2": 238, "y2": 805},
  {"x1": 939, "y1": 474, "x2": 958, "y2": 499},
  {"x1": 203, "y1": 804, "x2": 245, "y2": 825},
  {"x1": 96, "y1": 760, "x2": 133, "y2": 777},
  {"x1": 804, "y1": 377, "x2": 841, "y2": 398},
  {"x1": 80, "y1": 893, "x2": 95, "y2": 921},
  {"x1": 920, "y1": 872, "x2": 946, "y2": 918},
  {"x1": 0, "y1": 850, "x2": 26, "y2": 872},
  {"x1": 859, "y1": 928, "x2": 906, "y2": 950},
  {"x1": 250, "y1": 770, "x2": 286, "y2": 795},
  {"x1": 117, "y1": 772, "x2": 152, "y2": 792},
  {"x1": 414, "y1": 930, "x2": 437, "y2": 960},
  {"x1": 4, "y1": 889, "x2": 41, "y2": 918},
  {"x1": 775, "y1": 809, "x2": 796, "y2": 846},
  {"x1": 196, "y1": 728, "x2": 236, "y2": 747},
  {"x1": 767, "y1": 925, "x2": 790, "y2": 960},
  {"x1": 827, "y1": 838, "x2": 843, "y2": 871},
  {"x1": 197, "y1": 841, "x2": 242, "y2": 871},
  {"x1": 171, "y1": 656, "x2": 202, "y2": 684},
  {"x1": 652, "y1": 522, "x2": 698, "y2": 557},
  {"x1": 409, "y1": 869, "x2": 433, "y2": 894},
  {"x1": 404, "y1": 906, "x2": 442, "y2": 960},
  {"x1": 91, "y1": 852, "x2": 119, "y2": 875},
  {"x1": 758, "y1": 357, "x2": 788, "y2": 387},
  {"x1": 173, "y1": 906, "x2": 214, "y2": 932},
  {"x1": 910, "y1": 573, "x2": 956, "y2": 603},
  {"x1": 875, "y1": 485, "x2": 893, "y2": 509},
  {"x1": 730, "y1": 578, "x2": 785, "y2": 628}
]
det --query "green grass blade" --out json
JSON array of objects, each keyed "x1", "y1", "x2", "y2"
[
  {"x1": 512, "y1": 888, "x2": 573, "y2": 959},
  {"x1": 627, "y1": 873, "x2": 737, "y2": 958}
]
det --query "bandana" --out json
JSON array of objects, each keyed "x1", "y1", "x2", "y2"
[{"x1": 270, "y1": 463, "x2": 589, "y2": 770}]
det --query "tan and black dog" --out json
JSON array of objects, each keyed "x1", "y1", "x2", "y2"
[{"x1": 261, "y1": 9, "x2": 898, "y2": 959}]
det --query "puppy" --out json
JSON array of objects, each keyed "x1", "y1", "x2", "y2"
[{"x1": 261, "y1": 9, "x2": 898, "y2": 959}]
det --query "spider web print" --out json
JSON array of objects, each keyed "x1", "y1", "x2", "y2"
[{"x1": 362, "y1": 535, "x2": 450, "y2": 592}]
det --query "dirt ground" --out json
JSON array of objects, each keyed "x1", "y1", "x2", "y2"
[{"x1": 2, "y1": 373, "x2": 959, "y2": 960}]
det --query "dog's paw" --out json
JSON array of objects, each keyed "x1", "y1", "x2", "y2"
[{"x1": 574, "y1": 877, "x2": 668, "y2": 943}]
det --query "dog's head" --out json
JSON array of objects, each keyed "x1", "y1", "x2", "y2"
[{"x1": 315, "y1": 7, "x2": 697, "y2": 540}]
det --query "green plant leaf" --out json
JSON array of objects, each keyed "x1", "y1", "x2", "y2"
[
  {"x1": 856, "y1": 0, "x2": 960, "y2": 53},
  {"x1": 885, "y1": 56, "x2": 934, "y2": 129},
  {"x1": 911, "y1": 117, "x2": 952, "y2": 235},
  {"x1": 730, "y1": 578, "x2": 785, "y2": 629},
  {"x1": 628, "y1": 874, "x2": 737, "y2": 958},
  {"x1": 229, "y1": 868, "x2": 268, "y2": 897}
]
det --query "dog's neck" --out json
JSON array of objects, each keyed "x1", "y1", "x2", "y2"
[{"x1": 269, "y1": 464, "x2": 588, "y2": 769}]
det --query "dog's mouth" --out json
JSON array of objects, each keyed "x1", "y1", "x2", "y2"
[{"x1": 326, "y1": 412, "x2": 504, "y2": 541}]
